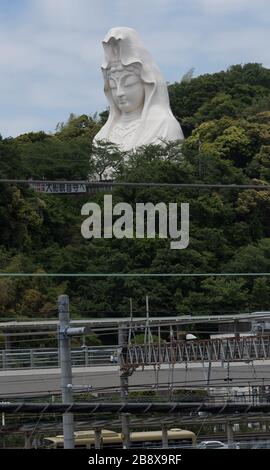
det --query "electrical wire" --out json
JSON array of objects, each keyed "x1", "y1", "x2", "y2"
[
  {"x1": 1, "y1": 373, "x2": 270, "y2": 390},
  {"x1": 1, "y1": 179, "x2": 270, "y2": 189},
  {"x1": 1, "y1": 272, "x2": 270, "y2": 277}
]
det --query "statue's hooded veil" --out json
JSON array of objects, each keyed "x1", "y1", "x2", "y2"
[{"x1": 94, "y1": 27, "x2": 184, "y2": 149}]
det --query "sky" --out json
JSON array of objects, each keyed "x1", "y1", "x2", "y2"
[{"x1": 0, "y1": 0, "x2": 270, "y2": 137}]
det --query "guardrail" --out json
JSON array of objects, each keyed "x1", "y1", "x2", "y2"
[{"x1": 0, "y1": 346, "x2": 117, "y2": 369}]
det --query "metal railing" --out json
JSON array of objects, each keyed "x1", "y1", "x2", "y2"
[{"x1": 0, "y1": 346, "x2": 117, "y2": 370}]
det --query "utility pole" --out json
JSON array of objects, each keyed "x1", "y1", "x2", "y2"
[
  {"x1": 119, "y1": 323, "x2": 130, "y2": 449},
  {"x1": 206, "y1": 342, "x2": 212, "y2": 396},
  {"x1": 162, "y1": 425, "x2": 168, "y2": 448},
  {"x1": 234, "y1": 320, "x2": 240, "y2": 339},
  {"x1": 58, "y1": 294, "x2": 74, "y2": 449},
  {"x1": 4, "y1": 330, "x2": 11, "y2": 350},
  {"x1": 58, "y1": 295, "x2": 89, "y2": 449},
  {"x1": 128, "y1": 298, "x2": 133, "y2": 345},
  {"x1": 94, "y1": 429, "x2": 102, "y2": 449},
  {"x1": 145, "y1": 296, "x2": 153, "y2": 363},
  {"x1": 226, "y1": 420, "x2": 234, "y2": 448},
  {"x1": 24, "y1": 432, "x2": 32, "y2": 449}
]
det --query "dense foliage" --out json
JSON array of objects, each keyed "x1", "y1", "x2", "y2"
[{"x1": 0, "y1": 63, "x2": 270, "y2": 320}]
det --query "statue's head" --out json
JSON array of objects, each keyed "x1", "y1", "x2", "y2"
[
  {"x1": 107, "y1": 60, "x2": 144, "y2": 114},
  {"x1": 94, "y1": 27, "x2": 184, "y2": 151},
  {"x1": 102, "y1": 33, "x2": 147, "y2": 115}
]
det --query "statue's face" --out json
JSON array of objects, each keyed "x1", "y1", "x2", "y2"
[{"x1": 108, "y1": 67, "x2": 145, "y2": 113}]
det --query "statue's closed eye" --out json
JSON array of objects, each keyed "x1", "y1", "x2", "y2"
[
  {"x1": 124, "y1": 76, "x2": 140, "y2": 87},
  {"x1": 109, "y1": 75, "x2": 139, "y2": 89}
]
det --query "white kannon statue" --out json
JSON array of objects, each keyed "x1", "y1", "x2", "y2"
[{"x1": 93, "y1": 27, "x2": 184, "y2": 152}]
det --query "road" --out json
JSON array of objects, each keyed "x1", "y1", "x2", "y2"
[{"x1": 1, "y1": 360, "x2": 270, "y2": 398}]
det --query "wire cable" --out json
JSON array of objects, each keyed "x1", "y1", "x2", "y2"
[
  {"x1": 1, "y1": 179, "x2": 270, "y2": 189},
  {"x1": 0, "y1": 272, "x2": 270, "y2": 278}
]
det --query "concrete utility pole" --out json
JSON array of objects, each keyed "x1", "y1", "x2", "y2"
[
  {"x1": 58, "y1": 295, "x2": 74, "y2": 449},
  {"x1": 226, "y1": 420, "x2": 234, "y2": 448},
  {"x1": 206, "y1": 342, "x2": 212, "y2": 395},
  {"x1": 119, "y1": 323, "x2": 130, "y2": 449},
  {"x1": 58, "y1": 295, "x2": 90, "y2": 449},
  {"x1": 94, "y1": 429, "x2": 102, "y2": 449},
  {"x1": 162, "y1": 425, "x2": 168, "y2": 448},
  {"x1": 24, "y1": 432, "x2": 32, "y2": 449},
  {"x1": 4, "y1": 330, "x2": 11, "y2": 350}
]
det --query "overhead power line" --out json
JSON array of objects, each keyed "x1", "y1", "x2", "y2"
[
  {"x1": 0, "y1": 272, "x2": 270, "y2": 278},
  {"x1": 1, "y1": 377, "x2": 270, "y2": 399},
  {"x1": 1, "y1": 179, "x2": 270, "y2": 189},
  {"x1": 2, "y1": 401, "x2": 270, "y2": 414}
]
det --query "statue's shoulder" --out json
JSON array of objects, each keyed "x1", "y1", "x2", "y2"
[{"x1": 153, "y1": 113, "x2": 184, "y2": 142}]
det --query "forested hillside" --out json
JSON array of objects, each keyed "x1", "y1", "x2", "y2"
[{"x1": 1, "y1": 63, "x2": 270, "y2": 319}]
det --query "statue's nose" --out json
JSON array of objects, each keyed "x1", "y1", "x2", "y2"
[{"x1": 116, "y1": 85, "x2": 125, "y2": 97}]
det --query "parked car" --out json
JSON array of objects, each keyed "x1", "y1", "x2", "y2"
[
  {"x1": 197, "y1": 440, "x2": 240, "y2": 449},
  {"x1": 197, "y1": 440, "x2": 229, "y2": 449}
]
